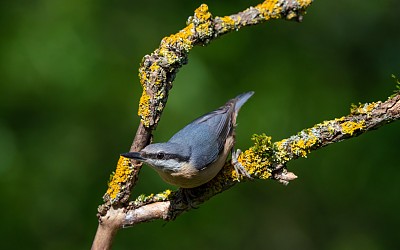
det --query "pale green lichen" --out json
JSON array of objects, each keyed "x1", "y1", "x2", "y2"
[
  {"x1": 350, "y1": 102, "x2": 378, "y2": 117},
  {"x1": 157, "y1": 189, "x2": 172, "y2": 200},
  {"x1": 274, "y1": 128, "x2": 319, "y2": 161},
  {"x1": 274, "y1": 139, "x2": 290, "y2": 163},
  {"x1": 317, "y1": 120, "x2": 337, "y2": 135},
  {"x1": 290, "y1": 134, "x2": 318, "y2": 158},
  {"x1": 138, "y1": 67, "x2": 148, "y2": 86},
  {"x1": 133, "y1": 189, "x2": 173, "y2": 207}
]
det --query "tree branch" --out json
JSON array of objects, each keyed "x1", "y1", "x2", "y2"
[
  {"x1": 98, "y1": 0, "x2": 314, "y2": 212},
  {"x1": 93, "y1": 89, "x2": 400, "y2": 247},
  {"x1": 91, "y1": 0, "x2": 325, "y2": 248},
  {"x1": 92, "y1": 0, "x2": 400, "y2": 247},
  {"x1": 119, "y1": 93, "x2": 400, "y2": 228}
]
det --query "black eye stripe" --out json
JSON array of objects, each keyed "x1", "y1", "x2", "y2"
[{"x1": 144, "y1": 152, "x2": 189, "y2": 162}]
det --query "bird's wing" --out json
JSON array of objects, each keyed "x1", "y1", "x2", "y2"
[
  {"x1": 168, "y1": 92, "x2": 253, "y2": 170},
  {"x1": 194, "y1": 100, "x2": 235, "y2": 153}
]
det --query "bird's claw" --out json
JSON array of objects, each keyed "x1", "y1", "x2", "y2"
[
  {"x1": 179, "y1": 188, "x2": 200, "y2": 209},
  {"x1": 231, "y1": 149, "x2": 252, "y2": 181}
]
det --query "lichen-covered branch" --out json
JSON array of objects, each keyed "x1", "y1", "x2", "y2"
[
  {"x1": 101, "y1": 0, "x2": 314, "y2": 209},
  {"x1": 90, "y1": 1, "x2": 400, "y2": 249},
  {"x1": 120, "y1": 93, "x2": 400, "y2": 227},
  {"x1": 93, "y1": 1, "x2": 315, "y2": 249},
  {"x1": 137, "y1": 0, "x2": 312, "y2": 129}
]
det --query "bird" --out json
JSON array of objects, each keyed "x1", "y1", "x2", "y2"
[{"x1": 121, "y1": 91, "x2": 254, "y2": 188}]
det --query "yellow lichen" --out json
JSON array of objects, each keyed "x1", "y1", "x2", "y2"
[
  {"x1": 192, "y1": 4, "x2": 213, "y2": 40},
  {"x1": 152, "y1": 189, "x2": 173, "y2": 201},
  {"x1": 255, "y1": 0, "x2": 313, "y2": 20},
  {"x1": 285, "y1": 11, "x2": 297, "y2": 20},
  {"x1": 351, "y1": 102, "x2": 378, "y2": 117},
  {"x1": 274, "y1": 129, "x2": 319, "y2": 161},
  {"x1": 138, "y1": 90, "x2": 151, "y2": 127},
  {"x1": 138, "y1": 69, "x2": 148, "y2": 87},
  {"x1": 160, "y1": 23, "x2": 194, "y2": 54},
  {"x1": 149, "y1": 62, "x2": 160, "y2": 73},
  {"x1": 290, "y1": 134, "x2": 318, "y2": 158},
  {"x1": 194, "y1": 4, "x2": 212, "y2": 22},
  {"x1": 297, "y1": 0, "x2": 313, "y2": 8},
  {"x1": 236, "y1": 15, "x2": 242, "y2": 24},
  {"x1": 138, "y1": 5, "x2": 214, "y2": 128},
  {"x1": 234, "y1": 134, "x2": 274, "y2": 180},
  {"x1": 341, "y1": 120, "x2": 365, "y2": 136},
  {"x1": 255, "y1": 0, "x2": 282, "y2": 20},
  {"x1": 159, "y1": 48, "x2": 180, "y2": 64},
  {"x1": 274, "y1": 139, "x2": 290, "y2": 162},
  {"x1": 315, "y1": 120, "x2": 336, "y2": 135},
  {"x1": 362, "y1": 102, "x2": 377, "y2": 114},
  {"x1": 133, "y1": 189, "x2": 173, "y2": 206},
  {"x1": 181, "y1": 23, "x2": 195, "y2": 39},
  {"x1": 155, "y1": 90, "x2": 164, "y2": 101},
  {"x1": 336, "y1": 116, "x2": 345, "y2": 122},
  {"x1": 237, "y1": 148, "x2": 272, "y2": 180},
  {"x1": 159, "y1": 189, "x2": 172, "y2": 199},
  {"x1": 106, "y1": 156, "x2": 133, "y2": 200},
  {"x1": 221, "y1": 16, "x2": 235, "y2": 26},
  {"x1": 195, "y1": 23, "x2": 212, "y2": 37},
  {"x1": 217, "y1": 16, "x2": 236, "y2": 33}
]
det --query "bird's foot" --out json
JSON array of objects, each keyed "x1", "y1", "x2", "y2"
[
  {"x1": 179, "y1": 188, "x2": 200, "y2": 209},
  {"x1": 231, "y1": 149, "x2": 252, "y2": 181}
]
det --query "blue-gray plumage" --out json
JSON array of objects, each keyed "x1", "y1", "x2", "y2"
[{"x1": 121, "y1": 91, "x2": 254, "y2": 188}]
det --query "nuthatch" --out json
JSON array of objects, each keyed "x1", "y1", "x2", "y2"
[{"x1": 121, "y1": 91, "x2": 254, "y2": 188}]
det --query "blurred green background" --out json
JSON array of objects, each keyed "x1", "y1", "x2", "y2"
[{"x1": 1, "y1": 0, "x2": 399, "y2": 249}]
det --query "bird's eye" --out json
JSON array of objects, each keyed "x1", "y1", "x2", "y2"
[{"x1": 156, "y1": 152, "x2": 165, "y2": 159}]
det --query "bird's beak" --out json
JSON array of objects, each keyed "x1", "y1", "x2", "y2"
[{"x1": 120, "y1": 152, "x2": 145, "y2": 161}]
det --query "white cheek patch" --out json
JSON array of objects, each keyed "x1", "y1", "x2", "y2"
[{"x1": 147, "y1": 159, "x2": 182, "y2": 172}]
